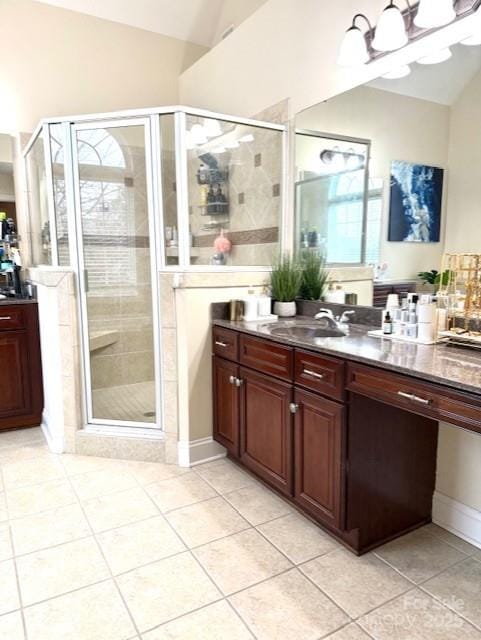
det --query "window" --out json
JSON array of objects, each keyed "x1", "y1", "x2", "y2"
[{"x1": 75, "y1": 128, "x2": 138, "y2": 294}]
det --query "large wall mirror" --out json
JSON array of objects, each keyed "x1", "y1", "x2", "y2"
[{"x1": 295, "y1": 41, "x2": 481, "y2": 300}]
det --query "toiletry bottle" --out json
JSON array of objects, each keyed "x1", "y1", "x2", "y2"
[
  {"x1": 300, "y1": 228, "x2": 308, "y2": 249},
  {"x1": 383, "y1": 311, "x2": 393, "y2": 335},
  {"x1": 207, "y1": 186, "x2": 216, "y2": 214}
]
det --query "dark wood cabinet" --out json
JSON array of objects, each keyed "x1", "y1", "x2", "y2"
[
  {"x1": 212, "y1": 325, "x2": 439, "y2": 555},
  {"x1": 239, "y1": 367, "x2": 293, "y2": 496},
  {"x1": 213, "y1": 356, "x2": 240, "y2": 457},
  {"x1": 0, "y1": 331, "x2": 30, "y2": 417},
  {"x1": 294, "y1": 388, "x2": 345, "y2": 529},
  {"x1": 0, "y1": 304, "x2": 43, "y2": 430}
]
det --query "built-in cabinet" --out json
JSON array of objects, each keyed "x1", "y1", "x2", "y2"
[
  {"x1": 0, "y1": 304, "x2": 43, "y2": 430},
  {"x1": 213, "y1": 324, "x2": 442, "y2": 554}
]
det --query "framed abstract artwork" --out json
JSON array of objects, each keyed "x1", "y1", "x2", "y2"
[{"x1": 388, "y1": 160, "x2": 444, "y2": 243}]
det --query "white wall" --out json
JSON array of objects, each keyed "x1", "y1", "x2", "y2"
[
  {"x1": 296, "y1": 87, "x2": 450, "y2": 280},
  {"x1": 445, "y1": 67, "x2": 481, "y2": 252},
  {"x1": 434, "y1": 66, "x2": 481, "y2": 528},
  {"x1": 211, "y1": 0, "x2": 268, "y2": 45},
  {"x1": 0, "y1": 0, "x2": 207, "y2": 133}
]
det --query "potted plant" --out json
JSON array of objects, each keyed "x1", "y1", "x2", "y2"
[
  {"x1": 418, "y1": 269, "x2": 453, "y2": 291},
  {"x1": 270, "y1": 254, "x2": 302, "y2": 317},
  {"x1": 299, "y1": 250, "x2": 328, "y2": 301}
]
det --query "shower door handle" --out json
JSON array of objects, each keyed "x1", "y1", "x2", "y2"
[{"x1": 83, "y1": 269, "x2": 89, "y2": 293}]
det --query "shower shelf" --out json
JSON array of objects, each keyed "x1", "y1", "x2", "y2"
[{"x1": 166, "y1": 247, "x2": 200, "y2": 258}]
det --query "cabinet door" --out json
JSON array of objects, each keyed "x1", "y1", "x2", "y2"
[
  {"x1": 240, "y1": 367, "x2": 293, "y2": 496},
  {"x1": 213, "y1": 357, "x2": 240, "y2": 457},
  {"x1": 294, "y1": 388, "x2": 345, "y2": 529},
  {"x1": 0, "y1": 331, "x2": 30, "y2": 417}
]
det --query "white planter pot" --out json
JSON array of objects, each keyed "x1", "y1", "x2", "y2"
[{"x1": 274, "y1": 301, "x2": 296, "y2": 317}]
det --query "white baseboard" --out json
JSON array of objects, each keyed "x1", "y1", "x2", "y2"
[
  {"x1": 178, "y1": 437, "x2": 226, "y2": 467},
  {"x1": 433, "y1": 491, "x2": 481, "y2": 550},
  {"x1": 41, "y1": 412, "x2": 64, "y2": 454}
]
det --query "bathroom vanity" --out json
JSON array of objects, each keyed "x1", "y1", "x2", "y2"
[
  {"x1": 212, "y1": 318, "x2": 481, "y2": 554},
  {"x1": 0, "y1": 301, "x2": 43, "y2": 431}
]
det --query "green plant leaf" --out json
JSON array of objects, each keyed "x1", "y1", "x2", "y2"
[
  {"x1": 298, "y1": 250, "x2": 328, "y2": 301},
  {"x1": 270, "y1": 253, "x2": 302, "y2": 302}
]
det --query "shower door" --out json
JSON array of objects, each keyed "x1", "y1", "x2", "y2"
[{"x1": 72, "y1": 118, "x2": 161, "y2": 429}]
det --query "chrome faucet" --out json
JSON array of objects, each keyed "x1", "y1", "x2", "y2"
[{"x1": 314, "y1": 308, "x2": 355, "y2": 334}]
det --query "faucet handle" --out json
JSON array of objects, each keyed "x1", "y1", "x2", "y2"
[
  {"x1": 317, "y1": 308, "x2": 334, "y2": 318},
  {"x1": 339, "y1": 310, "x2": 355, "y2": 323}
]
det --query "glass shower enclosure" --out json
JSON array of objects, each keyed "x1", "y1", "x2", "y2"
[{"x1": 24, "y1": 107, "x2": 286, "y2": 433}]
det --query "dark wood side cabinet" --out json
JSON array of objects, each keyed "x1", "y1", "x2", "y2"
[
  {"x1": 212, "y1": 324, "x2": 440, "y2": 555},
  {"x1": 373, "y1": 281, "x2": 417, "y2": 308},
  {"x1": 0, "y1": 303, "x2": 43, "y2": 430}
]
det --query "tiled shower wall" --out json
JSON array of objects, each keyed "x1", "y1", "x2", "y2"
[{"x1": 187, "y1": 124, "x2": 283, "y2": 266}]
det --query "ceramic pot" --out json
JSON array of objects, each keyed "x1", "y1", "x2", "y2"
[{"x1": 273, "y1": 300, "x2": 296, "y2": 317}]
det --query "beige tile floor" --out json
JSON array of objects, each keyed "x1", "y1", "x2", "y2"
[{"x1": 0, "y1": 427, "x2": 480, "y2": 640}]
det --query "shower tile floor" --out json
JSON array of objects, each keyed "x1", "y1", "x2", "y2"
[
  {"x1": 92, "y1": 382, "x2": 156, "y2": 423},
  {"x1": 0, "y1": 427, "x2": 480, "y2": 639}
]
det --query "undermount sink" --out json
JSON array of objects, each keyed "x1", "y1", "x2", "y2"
[{"x1": 264, "y1": 321, "x2": 346, "y2": 340}]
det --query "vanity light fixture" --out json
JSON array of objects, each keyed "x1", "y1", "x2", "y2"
[
  {"x1": 212, "y1": 146, "x2": 226, "y2": 154},
  {"x1": 338, "y1": 14, "x2": 372, "y2": 66},
  {"x1": 382, "y1": 64, "x2": 412, "y2": 78},
  {"x1": 239, "y1": 134, "x2": 255, "y2": 143},
  {"x1": 372, "y1": 1, "x2": 411, "y2": 52},
  {"x1": 204, "y1": 119, "x2": 222, "y2": 137},
  {"x1": 320, "y1": 147, "x2": 365, "y2": 171},
  {"x1": 190, "y1": 124, "x2": 208, "y2": 145},
  {"x1": 461, "y1": 31, "x2": 481, "y2": 45},
  {"x1": 414, "y1": 0, "x2": 456, "y2": 29},
  {"x1": 224, "y1": 140, "x2": 240, "y2": 149},
  {"x1": 185, "y1": 130, "x2": 195, "y2": 150},
  {"x1": 339, "y1": 0, "x2": 479, "y2": 68},
  {"x1": 417, "y1": 47, "x2": 452, "y2": 64}
]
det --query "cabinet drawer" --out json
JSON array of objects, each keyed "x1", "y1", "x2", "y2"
[
  {"x1": 347, "y1": 363, "x2": 481, "y2": 435},
  {"x1": 295, "y1": 350, "x2": 345, "y2": 401},
  {"x1": 212, "y1": 326, "x2": 239, "y2": 362},
  {"x1": 240, "y1": 334, "x2": 293, "y2": 381},
  {"x1": 0, "y1": 307, "x2": 26, "y2": 331}
]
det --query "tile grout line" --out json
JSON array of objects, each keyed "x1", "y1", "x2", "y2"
[
  {"x1": 138, "y1": 475, "x2": 261, "y2": 639},
  {"x1": 4, "y1": 445, "x2": 479, "y2": 638},
  {"x1": 61, "y1": 465, "x2": 144, "y2": 640},
  {"x1": 0, "y1": 463, "x2": 28, "y2": 640},
  {"x1": 423, "y1": 524, "x2": 481, "y2": 556}
]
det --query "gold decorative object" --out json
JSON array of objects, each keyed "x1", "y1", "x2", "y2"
[{"x1": 438, "y1": 253, "x2": 481, "y2": 348}]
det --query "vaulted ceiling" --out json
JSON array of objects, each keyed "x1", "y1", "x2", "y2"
[{"x1": 34, "y1": 0, "x2": 265, "y2": 47}]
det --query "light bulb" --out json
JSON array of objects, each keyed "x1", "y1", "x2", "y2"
[
  {"x1": 417, "y1": 47, "x2": 452, "y2": 65},
  {"x1": 372, "y1": 3, "x2": 408, "y2": 52},
  {"x1": 224, "y1": 140, "x2": 240, "y2": 149},
  {"x1": 382, "y1": 65, "x2": 411, "y2": 79},
  {"x1": 414, "y1": 0, "x2": 456, "y2": 29},
  {"x1": 190, "y1": 124, "x2": 208, "y2": 145},
  {"x1": 239, "y1": 134, "x2": 255, "y2": 143},
  {"x1": 461, "y1": 32, "x2": 481, "y2": 46},
  {"x1": 212, "y1": 146, "x2": 226, "y2": 154},
  {"x1": 204, "y1": 119, "x2": 222, "y2": 137},
  {"x1": 338, "y1": 25, "x2": 369, "y2": 66}
]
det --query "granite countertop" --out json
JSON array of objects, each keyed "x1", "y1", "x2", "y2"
[
  {"x1": 213, "y1": 315, "x2": 481, "y2": 397},
  {"x1": 0, "y1": 298, "x2": 37, "y2": 306}
]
